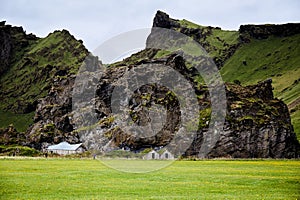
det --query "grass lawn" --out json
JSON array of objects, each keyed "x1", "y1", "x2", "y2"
[{"x1": 0, "y1": 158, "x2": 299, "y2": 199}]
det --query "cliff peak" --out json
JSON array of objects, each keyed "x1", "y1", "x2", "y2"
[{"x1": 153, "y1": 10, "x2": 180, "y2": 28}]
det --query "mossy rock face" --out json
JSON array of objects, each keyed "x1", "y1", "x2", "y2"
[
  {"x1": 0, "y1": 124, "x2": 26, "y2": 145},
  {"x1": 239, "y1": 23, "x2": 300, "y2": 42},
  {"x1": 0, "y1": 15, "x2": 300, "y2": 158},
  {"x1": 80, "y1": 49, "x2": 299, "y2": 158},
  {"x1": 151, "y1": 11, "x2": 239, "y2": 68},
  {"x1": 185, "y1": 80, "x2": 299, "y2": 158},
  {"x1": 0, "y1": 22, "x2": 38, "y2": 75},
  {"x1": 0, "y1": 24, "x2": 88, "y2": 115},
  {"x1": 151, "y1": 11, "x2": 300, "y2": 140}
]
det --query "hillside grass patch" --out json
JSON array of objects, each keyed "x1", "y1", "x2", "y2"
[
  {"x1": 221, "y1": 34, "x2": 300, "y2": 104},
  {"x1": 0, "y1": 110, "x2": 34, "y2": 132}
]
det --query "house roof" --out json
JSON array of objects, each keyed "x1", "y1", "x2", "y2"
[{"x1": 47, "y1": 142, "x2": 82, "y2": 151}]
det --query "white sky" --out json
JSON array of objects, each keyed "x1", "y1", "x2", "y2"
[{"x1": 1, "y1": 0, "x2": 299, "y2": 51}]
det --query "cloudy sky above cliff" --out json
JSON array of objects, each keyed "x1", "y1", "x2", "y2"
[{"x1": 1, "y1": 0, "x2": 299, "y2": 51}]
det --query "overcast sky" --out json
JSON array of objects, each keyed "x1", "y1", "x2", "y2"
[{"x1": 1, "y1": 0, "x2": 299, "y2": 51}]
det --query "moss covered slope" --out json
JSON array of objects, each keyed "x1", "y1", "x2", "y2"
[
  {"x1": 0, "y1": 23, "x2": 88, "y2": 131},
  {"x1": 220, "y1": 33, "x2": 300, "y2": 139}
]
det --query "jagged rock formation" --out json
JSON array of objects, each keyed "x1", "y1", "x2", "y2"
[
  {"x1": 187, "y1": 80, "x2": 299, "y2": 158},
  {"x1": 0, "y1": 13, "x2": 299, "y2": 158},
  {"x1": 0, "y1": 124, "x2": 26, "y2": 145},
  {"x1": 26, "y1": 76, "x2": 79, "y2": 150},
  {"x1": 152, "y1": 11, "x2": 240, "y2": 68},
  {"x1": 0, "y1": 21, "x2": 38, "y2": 75},
  {"x1": 0, "y1": 22, "x2": 88, "y2": 149},
  {"x1": 239, "y1": 23, "x2": 300, "y2": 43},
  {"x1": 153, "y1": 10, "x2": 181, "y2": 29},
  {"x1": 0, "y1": 23, "x2": 88, "y2": 114},
  {"x1": 79, "y1": 51, "x2": 299, "y2": 158}
]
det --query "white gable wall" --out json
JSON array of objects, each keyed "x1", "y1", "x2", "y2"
[
  {"x1": 160, "y1": 150, "x2": 174, "y2": 160},
  {"x1": 143, "y1": 150, "x2": 160, "y2": 160}
]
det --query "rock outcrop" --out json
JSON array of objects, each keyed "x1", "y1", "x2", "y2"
[
  {"x1": 186, "y1": 80, "x2": 299, "y2": 158},
  {"x1": 1, "y1": 15, "x2": 299, "y2": 158},
  {"x1": 151, "y1": 11, "x2": 240, "y2": 68},
  {"x1": 239, "y1": 23, "x2": 300, "y2": 43},
  {"x1": 0, "y1": 21, "x2": 38, "y2": 75},
  {"x1": 85, "y1": 51, "x2": 299, "y2": 158},
  {"x1": 0, "y1": 124, "x2": 26, "y2": 145},
  {"x1": 153, "y1": 11, "x2": 180, "y2": 29},
  {"x1": 26, "y1": 76, "x2": 79, "y2": 150},
  {"x1": 32, "y1": 44, "x2": 297, "y2": 158},
  {"x1": 0, "y1": 25, "x2": 88, "y2": 114}
]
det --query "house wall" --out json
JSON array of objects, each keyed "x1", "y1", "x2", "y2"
[
  {"x1": 143, "y1": 151, "x2": 160, "y2": 160},
  {"x1": 160, "y1": 151, "x2": 174, "y2": 160},
  {"x1": 47, "y1": 147, "x2": 84, "y2": 155},
  {"x1": 48, "y1": 149, "x2": 75, "y2": 155}
]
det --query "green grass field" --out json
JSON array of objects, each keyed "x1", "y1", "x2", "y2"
[{"x1": 0, "y1": 158, "x2": 299, "y2": 199}]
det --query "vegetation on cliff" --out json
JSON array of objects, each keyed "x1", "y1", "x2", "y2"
[
  {"x1": 0, "y1": 11, "x2": 299, "y2": 158},
  {"x1": 0, "y1": 22, "x2": 88, "y2": 132},
  {"x1": 152, "y1": 11, "x2": 300, "y2": 140}
]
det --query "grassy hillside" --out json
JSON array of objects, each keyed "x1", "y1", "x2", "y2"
[
  {"x1": 0, "y1": 30, "x2": 87, "y2": 113},
  {"x1": 0, "y1": 27, "x2": 88, "y2": 132},
  {"x1": 0, "y1": 158, "x2": 299, "y2": 199},
  {"x1": 177, "y1": 19, "x2": 239, "y2": 67},
  {"x1": 0, "y1": 111, "x2": 34, "y2": 132},
  {"x1": 291, "y1": 107, "x2": 300, "y2": 140},
  {"x1": 220, "y1": 34, "x2": 300, "y2": 139}
]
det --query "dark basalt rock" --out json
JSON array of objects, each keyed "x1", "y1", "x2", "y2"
[
  {"x1": 153, "y1": 10, "x2": 180, "y2": 29},
  {"x1": 150, "y1": 10, "x2": 240, "y2": 69},
  {"x1": 26, "y1": 76, "x2": 79, "y2": 149},
  {"x1": 24, "y1": 40, "x2": 299, "y2": 158},
  {"x1": 186, "y1": 81, "x2": 299, "y2": 158},
  {"x1": 69, "y1": 50, "x2": 299, "y2": 158},
  {"x1": 239, "y1": 23, "x2": 300, "y2": 43},
  {"x1": 1, "y1": 16, "x2": 299, "y2": 158}
]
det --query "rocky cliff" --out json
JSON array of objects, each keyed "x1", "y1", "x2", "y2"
[
  {"x1": 239, "y1": 23, "x2": 300, "y2": 43},
  {"x1": 152, "y1": 11, "x2": 300, "y2": 140},
  {"x1": 152, "y1": 11, "x2": 240, "y2": 68},
  {"x1": 87, "y1": 50, "x2": 300, "y2": 158},
  {"x1": 0, "y1": 22, "x2": 89, "y2": 149},
  {"x1": 22, "y1": 45, "x2": 299, "y2": 158},
  {"x1": 0, "y1": 21, "x2": 38, "y2": 75},
  {"x1": 0, "y1": 13, "x2": 299, "y2": 158},
  {"x1": 187, "y1": 80, "x2": 299, "y2": 158},
  {"x1": 0, "y1": 23, "x2": 88, "y2": 114}
]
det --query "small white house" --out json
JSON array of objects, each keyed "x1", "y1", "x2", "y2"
[
  {"x1": 47, "y1": 142, "x2": 84, "y2": 155},
  {"x1": 159, "y1": 149, "x2": 174, "y2": 160},
  {"x1": 143, "y1": 149, "x2": 175, "y2": 160},
  {"x1": 143, "y1": 150, "x2": 160, "y2": 160}
]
